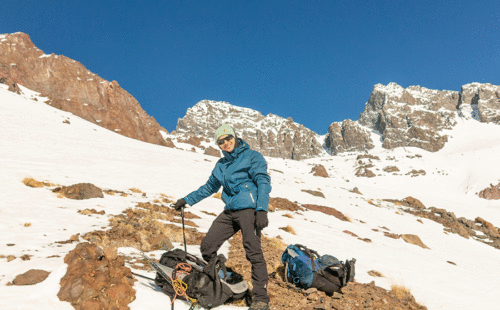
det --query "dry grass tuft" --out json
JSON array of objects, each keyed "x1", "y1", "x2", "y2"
[
  {"x1": 23, "y1": 177, "x2": 54, "y2": 188},
  {"x1": 23, "y1": 223, "x2": 32, "y2": 227},
  {"x1": 213, "y1": 192, "x2": 222, "y2": 199},
  {"x1": 282, "y1": 213, "x2": 294, "y2": 219},
  {"x1": 391, "y1": 284, "x2": 413, "y2": 300},
  {"x1": 279, "y1": 225, "x2": 296, "y2": 235},
  {"x1": 129, "y1": 187, "x2": 142, "y2": 193}
]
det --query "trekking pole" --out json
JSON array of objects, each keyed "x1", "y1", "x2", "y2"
[{"x1": 181, "y1": 206, "x2": 187, "y2": 254}]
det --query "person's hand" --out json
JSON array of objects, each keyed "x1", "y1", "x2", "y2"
[
  {"x1": 173, "y1": 198, "x2": 186, "y2": 211},
  {"x1": 255, "y1": 211, "x2": 269, "y2": 231}
]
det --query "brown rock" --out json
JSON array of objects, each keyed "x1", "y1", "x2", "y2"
[
  {"x1": 384, "y1": 232, "x2": 400, "y2": 239},
  {"x1": 355, "y1": 166, "x2": 376, "y2": 178},
  {"x1": 204, "y1": 146, "x2": 221, "y2": 157},
  {"x1": 177, "y1": 135, "x2": 202, "y2": 147},
  {"x1": 12, "y1": 269, "x2": 50, "y2": 285},
  {"x1": 53, "y1": 183, "x2": 103, "y2": 200},
  {"x1": 301, "y1": 189, "x2": 325, "y2": 198},
  {"x1": 57, "y1": 243, "x2": 136, "y2": 309},
  {"x1": 400, "y1": 234, "x2": 430, "y2": 249},
  {"x1": 403, "y1": 196, "x2": 426, "y2": 209},
  {"x1": 311, "y1": 164, "x2": 329, "y2": 177},
  {"x1": 7, "y1": 255, "x2": 16, "y2": 262},
  {"x1": 303, "y1": 204, "x2": 349, "y2": 221},
  {"x1": 475, "y1": 217, "x2": 500, "y2": 238},
  {"x1": 478, "y1": 182, "x2": 500, "y2": 200},
  {"x1": 343, "y1": 230, "x2": 359, "y2": 238},
  {"x1": 268, "y1": 198, "x2": 304, "y2": 212},
  {"x1": 0, "y1": 33, "x2": 170, "y2": 148},
  {"x1": 383, "y1": 166, "x2": 400, "y2": 172}
]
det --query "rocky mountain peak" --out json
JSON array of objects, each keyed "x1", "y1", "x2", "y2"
[
  {"x1": 176, "y1": 100, "x2": 326, "y2": 160},
  {"x1": 0, "y1": 32, "x2": 169, "y2": 147},
  {"x1": 326, "y1": 82, "x2": 500, "y2": 155}
]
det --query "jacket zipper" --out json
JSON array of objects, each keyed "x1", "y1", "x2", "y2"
[{"x1": 246, "y1": 184, "x2": 255, "y2": 204}]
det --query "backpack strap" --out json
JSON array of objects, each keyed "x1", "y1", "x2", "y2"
[{"x1": 295, "y1": 244, "x2": 320, "y2": 272}]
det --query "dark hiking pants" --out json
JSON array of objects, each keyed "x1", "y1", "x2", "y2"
[{"x1": 200, "y1": 208, "x2": 269, "y2": 303}]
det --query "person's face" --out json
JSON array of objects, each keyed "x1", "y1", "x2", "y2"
[{"x1": 217, "y1": 134, "x2": 235, "y2": 153}]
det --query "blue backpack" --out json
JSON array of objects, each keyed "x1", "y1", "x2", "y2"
[{"x1": 281, "y1": 244, "x2": 355, "y2": 295}]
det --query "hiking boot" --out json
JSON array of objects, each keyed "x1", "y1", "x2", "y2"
[{"x1": 248, "y1": 301, "x2": 270, "y2": 310}]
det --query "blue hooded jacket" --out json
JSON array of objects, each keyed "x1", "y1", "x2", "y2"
[{"x1": 184, "y1": 139, "x2": 271, "y2": 212}]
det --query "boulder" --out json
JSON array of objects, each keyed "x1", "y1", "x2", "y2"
[
  {"x1": 479, "y1": 182, "x2": 500, "y2": 200},
  {"x1": 53, "y1": 183, "x2": 104, "y2": 200},
  {"x1": 58, "y1": 242, "x2": 136, "y2": 309},
  {"x1": 204, "y1": 146, "x2": 221, "y2": 157},
  {"x1": 12, "y1": 269, "x2": 50, "y2": 285},
  {"x1": 310, "y1": 164, "x2": 328, "y2": 177}
]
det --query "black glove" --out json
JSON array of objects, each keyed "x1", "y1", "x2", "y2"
[
  {"x1": 255, "y1": 210, "x2": 269, "y2": 231},
  {"x1": 173, "y1": 198, "x2": 186, "y2": 211}
]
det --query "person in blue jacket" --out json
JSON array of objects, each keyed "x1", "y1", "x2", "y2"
[{"x1": 174, "y1": 124, "x2": 272, "y2": 310}]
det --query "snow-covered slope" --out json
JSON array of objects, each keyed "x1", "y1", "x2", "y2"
[{"x1": 1, "y1": 85, "x2": 500, "y2": 310}]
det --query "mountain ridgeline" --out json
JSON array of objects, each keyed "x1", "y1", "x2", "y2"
[
  {"x1": 177, "y1": 83, "x2": 500, "y2": 158},
  {"x1": 2, "y1": 32, "x2": 499, "y2": 160}
]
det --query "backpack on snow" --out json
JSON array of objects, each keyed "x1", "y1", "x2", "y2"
[
  {"x1": 281, "y1": 244, "x2": 355, "y2": 295},
  {"x1": 154, "y1": 249, "x2": 248, "y2": 309}
]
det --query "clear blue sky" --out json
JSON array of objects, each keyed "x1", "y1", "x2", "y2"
[{"x1": 2, "y1": 0, "x2": 499, "y2": 134}]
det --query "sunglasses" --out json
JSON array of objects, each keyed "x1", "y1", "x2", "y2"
[{"x1": 217, "y1": 135, "x2": 234, "y2": 145}]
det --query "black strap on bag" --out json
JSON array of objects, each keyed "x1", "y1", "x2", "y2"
[{"x1": 295, "y1": 244, "x2": 321, "y2": 272}]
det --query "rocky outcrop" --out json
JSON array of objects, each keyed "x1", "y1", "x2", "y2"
[
  {"x1": 176, "y1": 100, "x2": 326, "y2": 160},
  {"x1": 0, "y1": 32, "x2": 169, "y2": 147},
  {"x1": 325, "y1": 119, "x2": 374, "y2": 155},
  {"x1": 359, "y1": 83, "x2": 459, "y2": 152},
  {"x1": 459, "y1": 83, "x2": 500, "y2": 123},
  {"x1": 310, "y1": 164, "x2": 328, "y2": 177},
  {"x1": 58, "y1": 243, "x2": 136, "y2": 310},
  {"x1": 479, "y1": 182, "x2": 500, "y2": 200}
]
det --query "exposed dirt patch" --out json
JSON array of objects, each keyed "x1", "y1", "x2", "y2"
[
  {"x1": 53, "y1": 183, "x2": 104, "y2": 200},
  {"x1": 301, "y1": 189, "x2": 325, "y2": 198},
  {"x1": 400, "y1": 234, "x2": 430, "y2": 249},
  {"x1": 279, "y1": 226, "x2": 296, "y2": 235},
  {"x1": 357, "y1": 155, "x2": 380, "y2": 160},
  {"x1": 201, "y1": 210, "x2": 217, "y2": 216},
  {"x1": 388, "y1": 198, "x2": 500, "y2": 250},
  {"x1": 82, "y1": 204, "x2": 205, "y2": 253},
  {"x1": 22, "y1": 177, "x2": 55, "y2": 188},
  {"x1": 302, "y1": 204, "x2": 349, "y2": 222},
  {"x1": 78, "y1": 208, "x2": 105, "y2": 215},
  {"x1": 406, "y1": 169, "x2": 426, "y2": 177},
  {"x1": 227, "y1": 232, "x2": 426, "y2": 310},
  {"x1": 368, "y1": 270, "x2": 384, "y2": 277},
  {"x1": 383, "y1": 166, "x2": 400, "y2": 173},
  {"x1": 269, "y1": 197, "x2": 304, "y2": 212}
]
